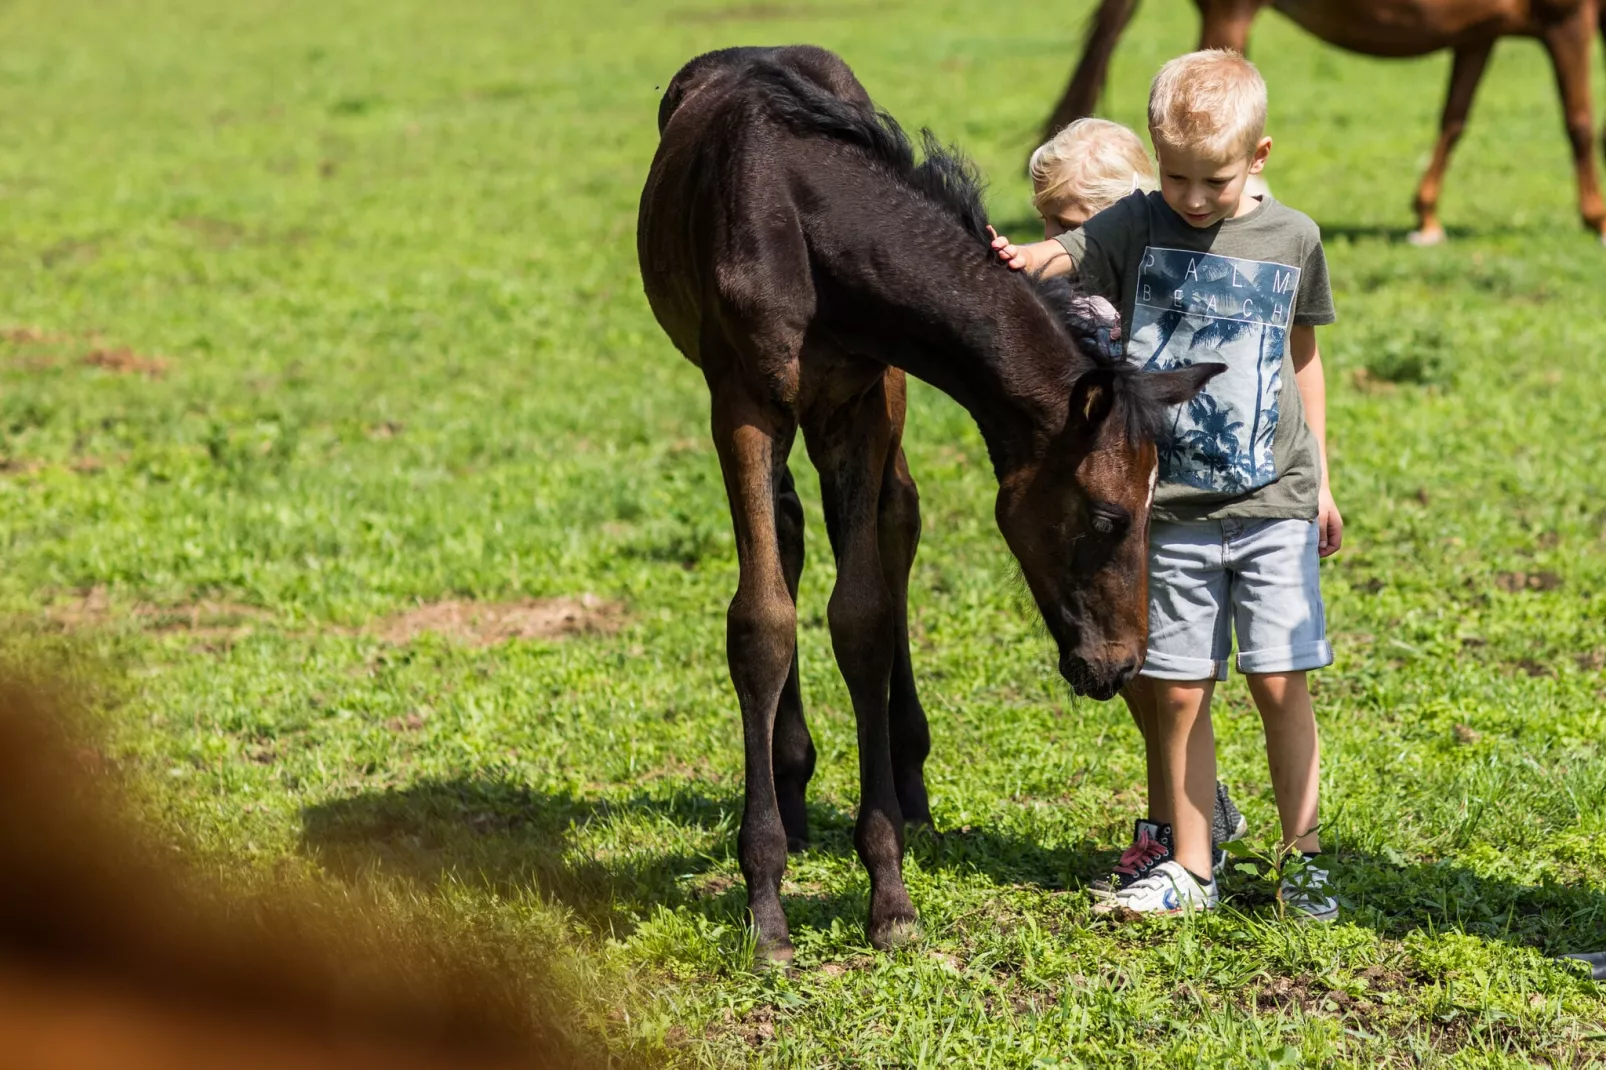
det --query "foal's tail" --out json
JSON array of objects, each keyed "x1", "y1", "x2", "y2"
[{"x1": 1041, "y1": 0, "x2": 1143, "y2": 143}]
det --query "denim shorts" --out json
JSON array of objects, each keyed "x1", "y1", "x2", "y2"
[{"x1": 1141, "y1": 517, "x2": 1333, "y2": 682}]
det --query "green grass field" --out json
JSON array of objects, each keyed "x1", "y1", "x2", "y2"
[{"x1": 4, "y1": 0, "x2": 1606, "y2": 1065}]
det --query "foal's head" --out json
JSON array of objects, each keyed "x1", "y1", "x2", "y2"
[{"x1": 996, "y1": 309, "x2": 1222, "y2": 700}]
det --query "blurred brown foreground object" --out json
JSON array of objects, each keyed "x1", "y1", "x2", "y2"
[{"x1": 0, "y1": 677, "x2": 618, "y2": 1070}]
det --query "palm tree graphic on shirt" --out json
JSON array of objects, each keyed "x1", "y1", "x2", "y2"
[{"x1": 1130, "y1": 246, "x2": 1298, "y2": 495}]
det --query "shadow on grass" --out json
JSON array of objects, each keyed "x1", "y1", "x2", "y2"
[
  {"x1": 301, "y1": 777, "x2": 1606, "y2": 958},
  {"x1": 299, "y1": 776, "x2": 1107, "y2": 938},
  {"x1": 300, "y1": 778, "x2": 751, "y2": 932}
]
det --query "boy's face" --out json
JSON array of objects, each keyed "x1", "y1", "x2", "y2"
[
  {"x1": 1039, "y1": 198, "x2": 1093, "y2": 239},
  {"x1": 1152, "y1": 134, "x2": 1272, "y2": 228}
]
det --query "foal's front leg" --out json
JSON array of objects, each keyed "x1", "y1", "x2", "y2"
[{"x1": 806, "y1": 391, "x2": 918, "y2": 950}]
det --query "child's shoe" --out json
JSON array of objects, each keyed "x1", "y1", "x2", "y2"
[
  {"x1": 1279, "y1": 857, "x2": 1338, "y2": 922},
  {"x1": 1211, "y1": 780, "x2": 1248, "y2": 873},
  {"x1": 1090, "y1": 820, "x2": 1172, "y2": 903},
  {"x1": 1110, "y1": 860, "x2": 1219, "y2": 915}
]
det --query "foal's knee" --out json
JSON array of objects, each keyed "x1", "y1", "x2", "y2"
[
  {"x1": 827, "y1": 589, "x2": 893, "y2": 676},
  {"x1": 727, "y1": 586, "x2": 796, "y2": 687}
]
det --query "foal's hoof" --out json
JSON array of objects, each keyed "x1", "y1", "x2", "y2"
[
  {"x1": 786, "y1": 835, "x2": 810, "y2": 854},
  {"x1": 1407, "y1": 226, "x2": 1446, "y2": 247},
  {"x1": 869, "y1": 915, "x2": 922, "y2": 951},
  {"x1": 756, "y1": 939, "x2": 796, "y2": 970}
]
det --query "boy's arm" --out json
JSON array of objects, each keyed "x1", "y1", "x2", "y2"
[
  {"x1": 1291, "y1": 324, "x2": 1342, "y2": 557},
  {"x1": 986, "y1": 227, "x2": 1075, "y2": 278}
]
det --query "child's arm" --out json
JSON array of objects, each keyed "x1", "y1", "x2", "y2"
[
  {"x1": 986, "y1": 227, "x2": 1075, "y2": 278},
  {"x1": 1291, "y1": 325, "x2": 1342, "y2": 557}
]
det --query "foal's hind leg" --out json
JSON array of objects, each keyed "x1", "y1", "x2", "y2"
[
  {"x1": 805, "y1": 381, "x2": 918, "y2": 951},
  {"x1": 773, "y1": 466, "x2": 817, "y2": 851},
  {"x1": 708, "y1": 381, "x2": 801, "y2": 963},
  {"x1": 878, "y1": 386, "x2": 932, "y2": 829}
]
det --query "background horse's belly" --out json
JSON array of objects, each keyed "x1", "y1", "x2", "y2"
[{"x1": 1272, "y1": 0, "x2": 1532, "y2": 55}]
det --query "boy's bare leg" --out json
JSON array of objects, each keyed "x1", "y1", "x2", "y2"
[
  {"x1": 1151, "y1": 679, "x2": 1218, "y2": 878},
  {"x1": 1246, "y1": 671, "x2": 1321, "y2": 854},
  {"x1": 1120, "y1": 678, "x2": 1168, "y2": 822}
]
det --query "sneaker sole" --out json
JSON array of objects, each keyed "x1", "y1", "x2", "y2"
[{"x1": 1094, "y1": 900, "x2": 1219, "y2": 917}]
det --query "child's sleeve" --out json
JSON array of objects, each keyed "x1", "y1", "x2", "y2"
[{"x1": 1294, "y1": 236, "x2": 1336, "y2": 326}]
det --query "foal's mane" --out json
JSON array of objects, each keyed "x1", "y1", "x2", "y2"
[{"x1": 750, "y1": 58, "x2": 1171, "y2": 441}]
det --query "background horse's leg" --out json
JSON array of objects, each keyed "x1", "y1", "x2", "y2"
[
  {"x1": 708, "y1": 375, "x2": 801, "y2": 964},
  {"x1": 804, "y1": 380, "x2": 917, "y2": 951},
  {"x1": 1197, "y1": 0, "x2": 1265, "y2": 53},
  {"x1": 1538, "y1": 5, "x2": 1606, "y2": 240},
  {"x1": 773, "y1": 466, "x2": 817, "y2": 851},
  {"x1": 877, "y1": 392, "x2": 932, "y2": 829},
  {"x1": 1042, "y1": 0, "x2": 1143, "y2": 143},
  {"x1": 1409, "y1": 43, "x2": 1494, "y2": 246}
]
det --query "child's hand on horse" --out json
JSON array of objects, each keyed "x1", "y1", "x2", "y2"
[{"x1": 987, "y1": 226, "x2": 1031, "y2": 270}]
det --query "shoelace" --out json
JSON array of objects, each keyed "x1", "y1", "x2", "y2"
[{"x1": 1112, "y1": 830, "x2": 1168, "y2": 879}]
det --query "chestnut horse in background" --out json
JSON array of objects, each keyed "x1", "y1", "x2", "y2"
[
  {"x1": 1047, "y1": 0, "x2": 1606, "y2": 244},
  {"x1": 639, "y1": 45, "x2": 1220, "y2": 962}
]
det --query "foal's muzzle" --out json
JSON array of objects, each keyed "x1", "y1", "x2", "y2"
[{"x1": 1059, "y1": 651, "x2": 1140, "y2": 701}]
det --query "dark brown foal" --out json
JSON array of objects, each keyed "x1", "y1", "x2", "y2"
[
  {"x1": 1048, "y1": 0, "x2": 1606, "y2": 243},
  {"x1": 639, "y1": 45, "x2": 1220, "y2": 963}
]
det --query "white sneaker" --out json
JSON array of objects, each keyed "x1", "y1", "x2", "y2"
[
  {"x1": 1280, "y1": 861, "x2": 1338, "y2": 922},
  {"x1": 1109, "y1": 859, "x2": 1219, "y2": 915}
]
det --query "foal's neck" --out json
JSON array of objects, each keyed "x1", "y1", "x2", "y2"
[{"x1": 815, "y1": 222, "x2": 1077, "y2": 468}]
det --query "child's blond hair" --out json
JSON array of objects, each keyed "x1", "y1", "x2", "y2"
[
  {"x1": 1029, "y1": 117, "x2": 1157, "y2": 217},
  {"x1": 1147, "y1": 49, "x2": 1267, "y2": 159}
]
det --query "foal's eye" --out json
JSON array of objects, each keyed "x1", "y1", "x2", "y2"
[{"x1": 1089, "y1": 505, "x2": 1131, "y2": 536}]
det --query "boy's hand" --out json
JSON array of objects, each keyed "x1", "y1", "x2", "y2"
[
  {"x1": 1317, "y1": 485, "x2": 1343, "y2": 557},
  {"x1": 987, "y1": 226, "x2": 1029, "y2": 270}
]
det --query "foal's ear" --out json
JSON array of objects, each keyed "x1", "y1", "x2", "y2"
[
  {"x1": 1068, "y1": 368, "x2": 1117, "y2": 428},
  {"x1": 1146, "y1": 362, "x2": 1227, "y2": 406}
]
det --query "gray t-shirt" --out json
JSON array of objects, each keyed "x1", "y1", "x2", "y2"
[{"x1": 1056, "y1": 191, "x2": 1335, "y2": 522}]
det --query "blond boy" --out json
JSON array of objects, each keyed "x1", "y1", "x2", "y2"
[{"x1": 997, "y1": 51, "x2": 1343, "y2": 918}]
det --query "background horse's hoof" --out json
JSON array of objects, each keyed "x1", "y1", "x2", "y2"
[
  {"x1": 1407, "y1": 227, "x2": 1446, "y2": 247},
  {"x1": 786, "y1": 835, "x2": 810, "y2": 854},
  {"x1": 869, "y1": 915, "x2": 922, "y2": 951}
]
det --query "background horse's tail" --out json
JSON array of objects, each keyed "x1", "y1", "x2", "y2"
[{"x1": 1041, "y1": 0, "x2": 1144, "y2": 142}]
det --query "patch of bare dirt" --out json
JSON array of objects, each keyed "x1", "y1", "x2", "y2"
[
  {"x1": 0, "y1": 457, "x2": 43, "y2": 476},
  {"x1": 384, "y1": 711, "x2": 429, "y2": 734},
  {"x1": 41, "y1": 587, "x2": 270, "y2": 642},
  {"x1": 82, "y1": 348, "x2": 169, "y2": 378},
  {"x1": 1509, "y1": 657, "x2": 1555, "y2": 678},
  {"x1": 688, "y1": 874, "x2": 740, "y2": 900},
  {"x1": 371, "y1": 596, "x2": 625, "y2": 646},
  {"x1": 1495, "y1": 570, "x2": 1563, "y2": 593},
  {"x1": 2, "y1": 326, "x2": 70, "y2": 345}
]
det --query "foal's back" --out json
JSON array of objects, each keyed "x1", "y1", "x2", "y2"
[{"x1": 637, "y1": 46, "x2": 869, "y2": 375}]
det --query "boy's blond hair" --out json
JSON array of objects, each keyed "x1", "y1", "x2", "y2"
[
  {"x1": 1029, "y1": 117, "x2": 1157, "y2": 217},
  {"x1": 1147, "y1": 49, "x2": 1267, "y2": 159}
]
